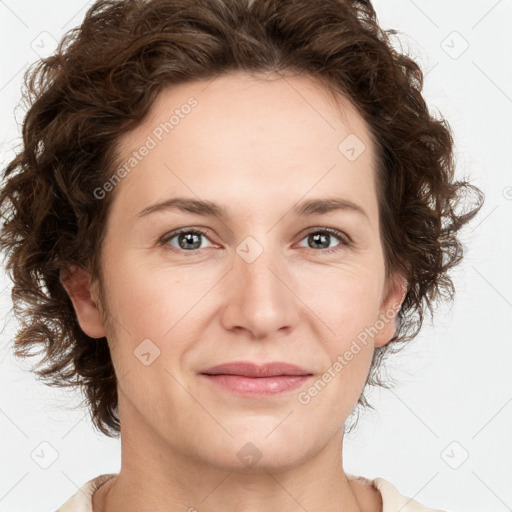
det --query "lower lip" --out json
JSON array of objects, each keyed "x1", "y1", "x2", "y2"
[{"x1": 201, "y1": 374, "x2": 312, "y2": 397}]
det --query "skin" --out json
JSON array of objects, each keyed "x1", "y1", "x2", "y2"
[{"x1": 62, "y1": 71, "x2": 405, "y2": 512}]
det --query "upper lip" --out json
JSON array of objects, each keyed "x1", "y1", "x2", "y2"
[{"x1": 200, "y1": 361, "x2": 312, "y2": 377}]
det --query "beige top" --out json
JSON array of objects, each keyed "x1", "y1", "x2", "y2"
[{"x1": 57, "y1": 473, "x2": 449, "y2": 512}]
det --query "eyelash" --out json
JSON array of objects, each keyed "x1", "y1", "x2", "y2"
[{"x1": 159, "y1": 226, "x2": 352, "y2": 255}]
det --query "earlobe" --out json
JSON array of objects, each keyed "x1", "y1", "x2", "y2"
[
  {"x1": 60, "y1": 265, "x2": 107, "y2": 339},
  {"x1": 373, "y1": 273, "x2": 407, "y2": 348}
]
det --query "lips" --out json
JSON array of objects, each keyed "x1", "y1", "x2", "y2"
[
  {"x1": 199, "y1": 361, "x2": 313, "y2": 397},
  {"x1": 200, "y1": 361, "x2": 312, "y2": 378}
]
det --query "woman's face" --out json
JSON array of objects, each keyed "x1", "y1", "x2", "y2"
[{"x1": 69, "y1": 72, "x2": 403, "y2": 471}]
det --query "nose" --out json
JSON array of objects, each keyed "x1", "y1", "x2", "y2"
[{"x1": 220, "y1": 243, "x2": 300, "y2": 339}]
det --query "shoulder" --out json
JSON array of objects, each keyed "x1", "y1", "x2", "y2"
[
  {"x1": 56, "y1": 473, "x2": 117, "y2": 512},
  {"x1": 56, "y1": 472, "x2": 450, "y2": 512},
  {"x1": 372, "y1": 477, "x2": 450, "y2": 512}
]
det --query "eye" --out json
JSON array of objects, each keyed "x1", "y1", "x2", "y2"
[
  {"x1": 297, "y1": 228, "x2": 351, "y2": 254},
  {"x1": 160, "y1": 227, "x2": 215, "y2": 252},
  {"x1": 159, "y1": 226, "x2": 352, "y2": 255}
]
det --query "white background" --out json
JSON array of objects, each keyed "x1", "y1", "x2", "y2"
[{"x1": 0, "y1": 1, "x2": 511, "y2": 511}]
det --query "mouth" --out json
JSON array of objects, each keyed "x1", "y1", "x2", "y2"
[{"x1": 199, "y1": 361, "x2": 313, "y2": 397}]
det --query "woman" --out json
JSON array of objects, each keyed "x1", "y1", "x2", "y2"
[{"x1": 0, "y1": 0, "x2": 483, "y2": 510}]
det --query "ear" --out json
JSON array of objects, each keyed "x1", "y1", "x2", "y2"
[
  {"x1": 60, "y1": 265, "x2": 107, "y2": 339},
  {"x1": 373, "y1": 272, "x2": 407, "y2": 348}
]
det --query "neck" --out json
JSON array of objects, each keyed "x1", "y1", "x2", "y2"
[{"x1": 94, "y1": 396, "x2": 380, "y2": 512}]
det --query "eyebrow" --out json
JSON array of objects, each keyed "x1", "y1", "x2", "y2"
[{"x1": 137, "y1": 196, "x2": 369, "y2": 221}]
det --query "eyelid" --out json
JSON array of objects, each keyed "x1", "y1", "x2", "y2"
[{"x1": 301, "y1": 226, "x2": 353, "y2": 245}]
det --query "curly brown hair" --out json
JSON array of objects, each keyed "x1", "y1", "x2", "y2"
[{"x1": 0, "y1": 0, "x2": 483, "y2": 438}]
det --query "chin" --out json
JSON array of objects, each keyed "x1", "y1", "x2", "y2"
[{"x1": 192, "y1": 424, "x2": 321, "y2": 474}]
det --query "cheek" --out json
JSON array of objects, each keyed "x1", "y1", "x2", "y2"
[
  {"x1": 297, "y1": 273, "x2": 379, "y2": 413},
  {"x1": 101, "y1": 252, "x2": 191, "y2": 338},
  {"x1": 295, "y1": 262, "x2": 383, "y2": 336},
  {"x1": 295, "y1": 265, "x2": 382, "y2": 378}
]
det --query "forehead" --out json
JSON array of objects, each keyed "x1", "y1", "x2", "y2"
[
  {"x1": 109, "y1": 71, "x2": 378, "y2": 223},
  {"x1": 121, "y1": 71, "x2": 371, "y2": 150}
]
